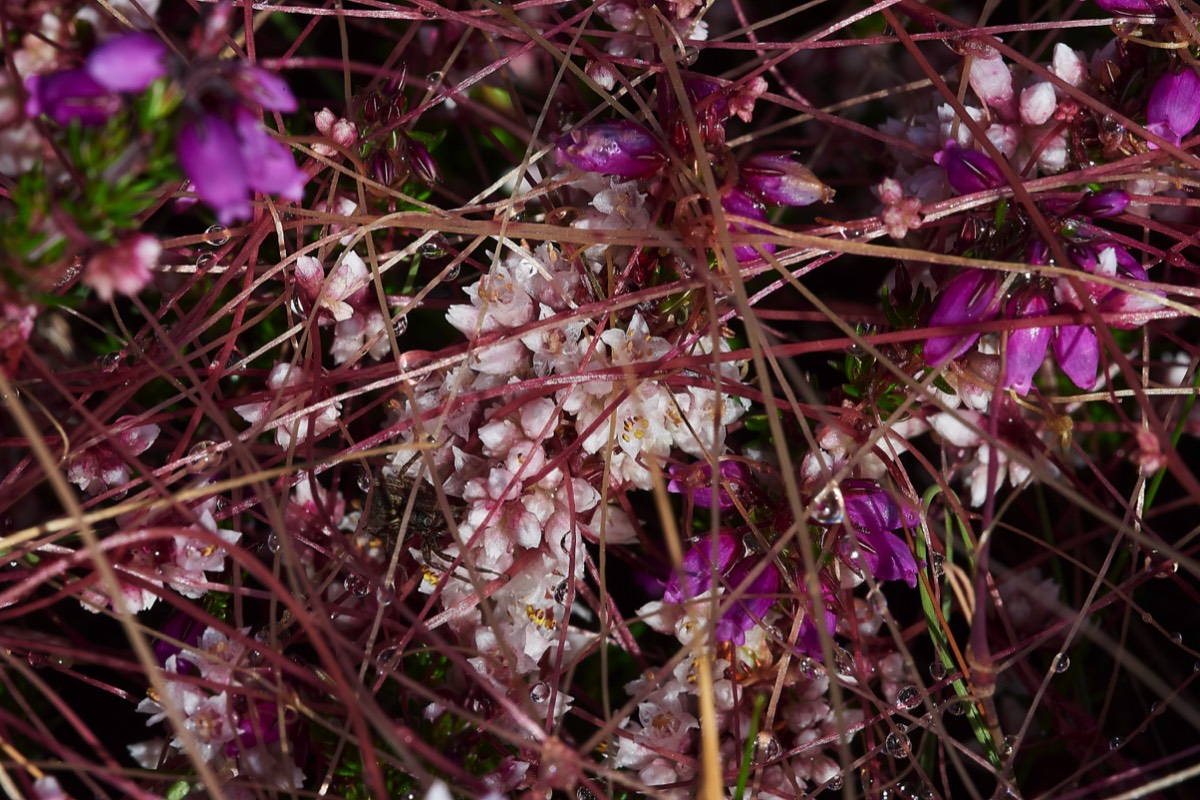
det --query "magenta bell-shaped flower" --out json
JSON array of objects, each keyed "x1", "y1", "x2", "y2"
[
  {"x1": 924, "y1": 269, "x2": 1002, "y2": 366},
  {"x1": 233, "y1": 107, "x2": 305, "y2": 201},
  {"x1": 233, "y1": 65, "x2": 299, "y2": 114},
  {"x1": 1146, "y1": 68, "x2": 1200, "y2": 148},
  {"x1": 1078, "y1": 188, "x2": 1131, "y2": 218},
  {"x1": 721, "y1": 187, "x2": 775, "y2": 262},
  {"x1": 86, "y1": 33, "x2": 169, "y2": 93},
  {"x1": 557, "y1": 120, "x2": 665, "y2": 177},
  {"x1": 715, "y1": 558, "x2": 780, "y2": 646},
  {"x1": 933, "y1": 141, "x2": 1007, "y2": 195},
  {"x1": 177, "y1": 114, "x2": 252, "y2": 225},
  {"x1": 1092, "y1": 0, "x2": 1168, "y2": 15},
  {"x1": 663, "y1": 531, "x2": 743, "y2": 604},
  {"x1": 841, "y1": 479, "x2": 919, "y2": 588},
  {"x1": 25, "y1": 68, "x2": 120, "y2": 126},
  {"x1": 739, "y1": 151, "x2": 834, "y2": 207},
  {"x1": 1053, "y1": 324, "x2": 1099, "y2": 391},
  {"x1": 1003, "y1": 286, "x2": 1054, "y2": 395}
]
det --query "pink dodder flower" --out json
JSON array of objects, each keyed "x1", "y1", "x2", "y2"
[{"x1": 84, "y1": 233, "x2": 160, "y2": 301}]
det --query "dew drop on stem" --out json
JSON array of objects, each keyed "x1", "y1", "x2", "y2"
[
  {"x1": 811, "y1": 483, "x2": 845, "y2": 525},
  {"x1": 186, "y1": 440, "x2": 222, "y2": 474},
  {"x1": 752, "y1": 731, "x2": 781, "y2": 765},
  {"x1": 929, "y1": 660, "x2": 947, "y2": 680},
  {"x1": 896, "y1": 684, "x2": 920, "y2": 710},
  {"x1": 203, "y1": 224, "x2": 230, "y2": 247},
  {"x1": 1053, "y1": 653, "x2": 1070, "y2": 674},
  {"x1": 529, "y1": 681, "x2": 551, "y2": 705}
]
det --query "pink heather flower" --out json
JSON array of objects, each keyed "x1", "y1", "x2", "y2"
[
  {"x1": 293, "y1": 251, "x2": 370, "y2": 323},
  {"x1": 1146, "y1": 67, "x2": 1200, "y2": 148},
  {"x1": 177, "y1": 114, "x2": 252, "y2": 225},
  {"x1": 1053, "y1": 324, "x2": 1099, "y2": 391},
  {"x1": 662, "y1": 531, "x2": 742, "y2": 604},
  {"x1": 84, "y1": 233, "x2": 160, "y2": 301},
  {"x1": 233, "y1": 107, "x2": 306, "y2": 202},
  {"x1": 1078, "y1": 188, "x2": 1131, "y2": 218},
  {"x1": 924, "y1": 269, "x2": 1002, "y2": 366},
  {"x1": 667, "y1": 460, "x2": 752, "y2": 512},
  {"x1": 739, "y1": 151, "x2": 834, "y2": 207},
  {"x1": 233, "y1": 65, "x2": 298, "y2": 113},
  {"x1": 85, "y1": 32, "x2": 168, "y2": 93},
  {"x1": 24, "y1": 68, "x2": 120, "y2": 126},
  {"x1": 934, "y1": 141, "x2": 1007, "y2": 195},
  {"x1": 557, "y1": 120, "x2": 665, "y2": 177}
]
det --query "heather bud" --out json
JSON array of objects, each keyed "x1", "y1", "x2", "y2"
[
  {"x1": 1078, "y1": 188, "x2": 1131, "y2": 218},
  {"x1": 739, "y1": 151, "x2": 834, "y2": 207},
  {"x1": 933, "y1": 141, "x2": 1006, "y2": 195},
  {"x1": 557, "y1": 120, "x2": 665, "y2": 177},
  {"x1": 407, "y1": 137, "x2": 440, "y2": 184},
  {"x1": 1146, "y1": 68, "x2": 1200, "y2": 148},
  {"x1": 86, "y1": 33, "x2": 168, "y2": 93}
]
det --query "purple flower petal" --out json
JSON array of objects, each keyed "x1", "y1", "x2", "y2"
[
  {"x1": 86, "y1": 33, "x2": 168, "y2": 93},
  {"x1": 844, "y1": 479, "x2": 904, "y2": 533},
  {"x1": 721, "y1": 187, "x2": 774, "y2": 262},
  {"x1": 236, "y1": 65, "x2": 298, "y2": 113},
  {"x1": 1053, "y1": 324, "x2": 1099, "y2": 390},
  {"x1": 177, "y1": 114, "x2": 251, "y2": 225},
  {"x1": 925, "y1": 270, "x2": 1002, "y2": 366},
  {"x1": 25, "y1": 69, "x2": 119, "y2": 126},
  {"x1": 1093, "y1": 0, "x2": 1168, "y2": 14},
  {"x1": 557, "y1": 120, "x2": 665, "y2": 177},
  {"x1": 715, "y1": 558, "x2": 779, "y2": 646},
  {"x1": 739, "y1": 151, "x2": 834, "y2": 207},
  {"x1": 233, "y1": 107, "x2": 305, "y2": 201},
  {"x1": 1078, "y1": 189, "x2": 1131, "y2": 218},
  {"x1": 1147, "y1": 68, "x2": 1200, "y2": 148},
  {"x1": 855, "y1": 528, "x2": 919, "y2": 588},
  {"x1": 1003, "y1": 287, "x2": 1053, "y2": 395},
  {"x1": 663, "y1": 532, "x2": 742, "y2": 604},
  {"x1": 933, "y1": 141, "x2": 1006, "y2": 195}
]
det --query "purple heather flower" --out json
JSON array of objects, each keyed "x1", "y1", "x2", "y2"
[
  {"x1": 1052, "y1": 324, "x2": 1099, "y2": 390},
  {"x1": 666, "y1": 460, "x2": 752, "y2": 512},
  {"x1": 234, "y1": 65, "x2": 299, "y2": 113},
  {"x1": 86, "y1": 33, "x2": 169, "y2": 93},
  {"x1": 933, "y1": 141, "x2": 1007, "y2": 195},
  {"x1": 177, "y1": 114, "x2": 252, "y2": 225},
  {"x1": 1078, "y1": 188, "x2": 1131, "y2": 218},
  {"x1": 721, "y1": 187, "x2": 775, "y2": 262},
  {"x1": 663, "y1": 531, "x2": 742, "y2": 604},
  {"x1": 1003, "y1": 286, "x2": 1054, "y2": 395},
  {"x1": 715, "y1": 557, "x2": 780, "y2": 646},
  {"x1": 797, "y1": 582, "x2": 838, "y2": 658},
  {"x1": 233, "y1": 107, "x2": 305, "y2": 201},
  {"x1": 24, "y1": 69, "x2": 120, "y2": 126},
  {"x1": 842, "y1": 479, "x2": 919, "y2": 588},
  {"x1": 1092, "y1": 0, "x2": 1169, "y2": 15},
  {"x1": 1146, "y1": 68, "x2": 1200, "y2": 148},
  {"x1": 557, "y1": 120, "x2": 665, "y2": 177},
  {"x1": 924, "y1": 269, "x2": 1002, "y2": 366},
  {"x1": 739, "y1": 151, "x2": 834, "y2": 207}
]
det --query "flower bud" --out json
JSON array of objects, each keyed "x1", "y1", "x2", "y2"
[
  {"x1": 933, "y1": 141, "x2": 1006, "y2": 195},
  {"x1": 1078, "y1": 188, "x2": 1131, "y2": 218},
  {"x1": 1146, "y1": 68, "x2": 1200, "y2": 148},
  {"x1": 739, "y1": 151, "x2": 834, "y2": 207},
  {"x1": 86, "y1": 33, "x2": 168, "y2": 93},
  {"x1": 557, "y1": 120, "x2": 665, "y2": 177},
  {"x1": 407, "y1": 137, "x2": 440, "y2": 184}
]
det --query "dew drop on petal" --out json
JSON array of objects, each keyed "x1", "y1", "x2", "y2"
[{"x1": 811, "y1": 483, "x2": 845, "y2": 525}]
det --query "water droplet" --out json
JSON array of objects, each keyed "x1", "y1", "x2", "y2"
[
  {"x1": 798, "y1": 657, "x2": 825, "y2": 680},
  {"x1": 214, "y1": 497, "x2": 229, "y2": 512},
  {"x1": 1169, "y1": 631, "x2": 1183, "y2": 645},
  {"x1": 1142, "y1": 612, "x2": 1153, "y2": 624},
  {"x1": 1193, "y1": 660, "x2": 1199, "y2": 673},
  {"x1": 929, "y1": 661, "x2": 947, "y2": 680},
  {"x1": 752, "y1": 731, "x2": 782, "y2": 765},
  {"x1": 832, "y1": 647, "x2": 856, "y2": 677},
  {"x1": 577, "y1": 788, "x2": 597, "y2": 800},
  {"x1": 1109, "y1": 737, "x2": 1122, "y2": 750},
  {"x1": 27, "y1": 652, "x2": 51, "y2": 668},
  {"x1": 426, "y1": 71, "x2": 445, "y2": 85},
  {"x1": 681, "y1": 45, "x2": 700, "y2": 65},
  {"x1": 529, "y1": 681, "x2": 551, "y2": 705},
  {"x1": 867, "y1": 588, "x2": 887, "y2": 614},
  {"x1": 376, "y1": 645, "x2": 400, "y2": 668},
  {"x1": 343, "y1": 573, "x2": 369, "y2": 597},
  {"x1": 266, "y1": 532, "x2": 282, "y2": 553},
  {"x1": 1053, "y1": 653, "x2": 1070, "y2": 674},
  {"x1": 195, "y1": 252, "x2": 215, "y2": 270},
  {"x1": 1002, "y1": 735, "x2": 1018, "y2": 756},
  {"x1": 375, "y1": 582, "x2": 394, "y2": 606},
  {"x1": 288, "y1": 295, "x2": 306, "y2": 316},
  {"x1": 419, "y1": 237, "x2": 447, "y2": 259},
  {"x1": 896, "y1": 684, "x2": 921, "y2": 710},
  {"x1": 393, "y1": 314, "x2": 408, "y2": 336},
  {"x1": 357, "y1": 471, "x2": 372, "y2": 492},
  {"x1": 884, "y1": 726, "x2": 910, "y2": 758},
  {"x1": 1150, "y1": 701, "x2": 1163, "y2": 715},
  {"x1": 827, "y1": 775, "x2": 843, "y2": 791},
  {"x1": 49, "y1": 654, "x2": 75, "y2": 669},
  {"x1": 100, "y1": 352, "x2": 122, "y2": 372},
  {"x1": 945, "y1": 699, "x2": 967, "y2": 716},
  {"x1": 931, "y1": 552, "x2": 945, "y2": 578},
  {"x1": 445, "y1": 262, "x2": 461, "y2": 280},
  {"x1": 811, "y1": 483, "x2": 845, "y2": 525},
  {"x1": 186, "y1": 440, "x2": 222, "y2": 474},
  {"x1": 204, "y1": 224, "x2": 230, "y2": 247}
]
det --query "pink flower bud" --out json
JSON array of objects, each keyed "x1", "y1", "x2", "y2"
[
  {"x1": 1078, "y1": 188, "x2": 1131, "y2": 218},
  {"x1": 557, "y1": 120, "x2": 665, "y2": 177}
]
